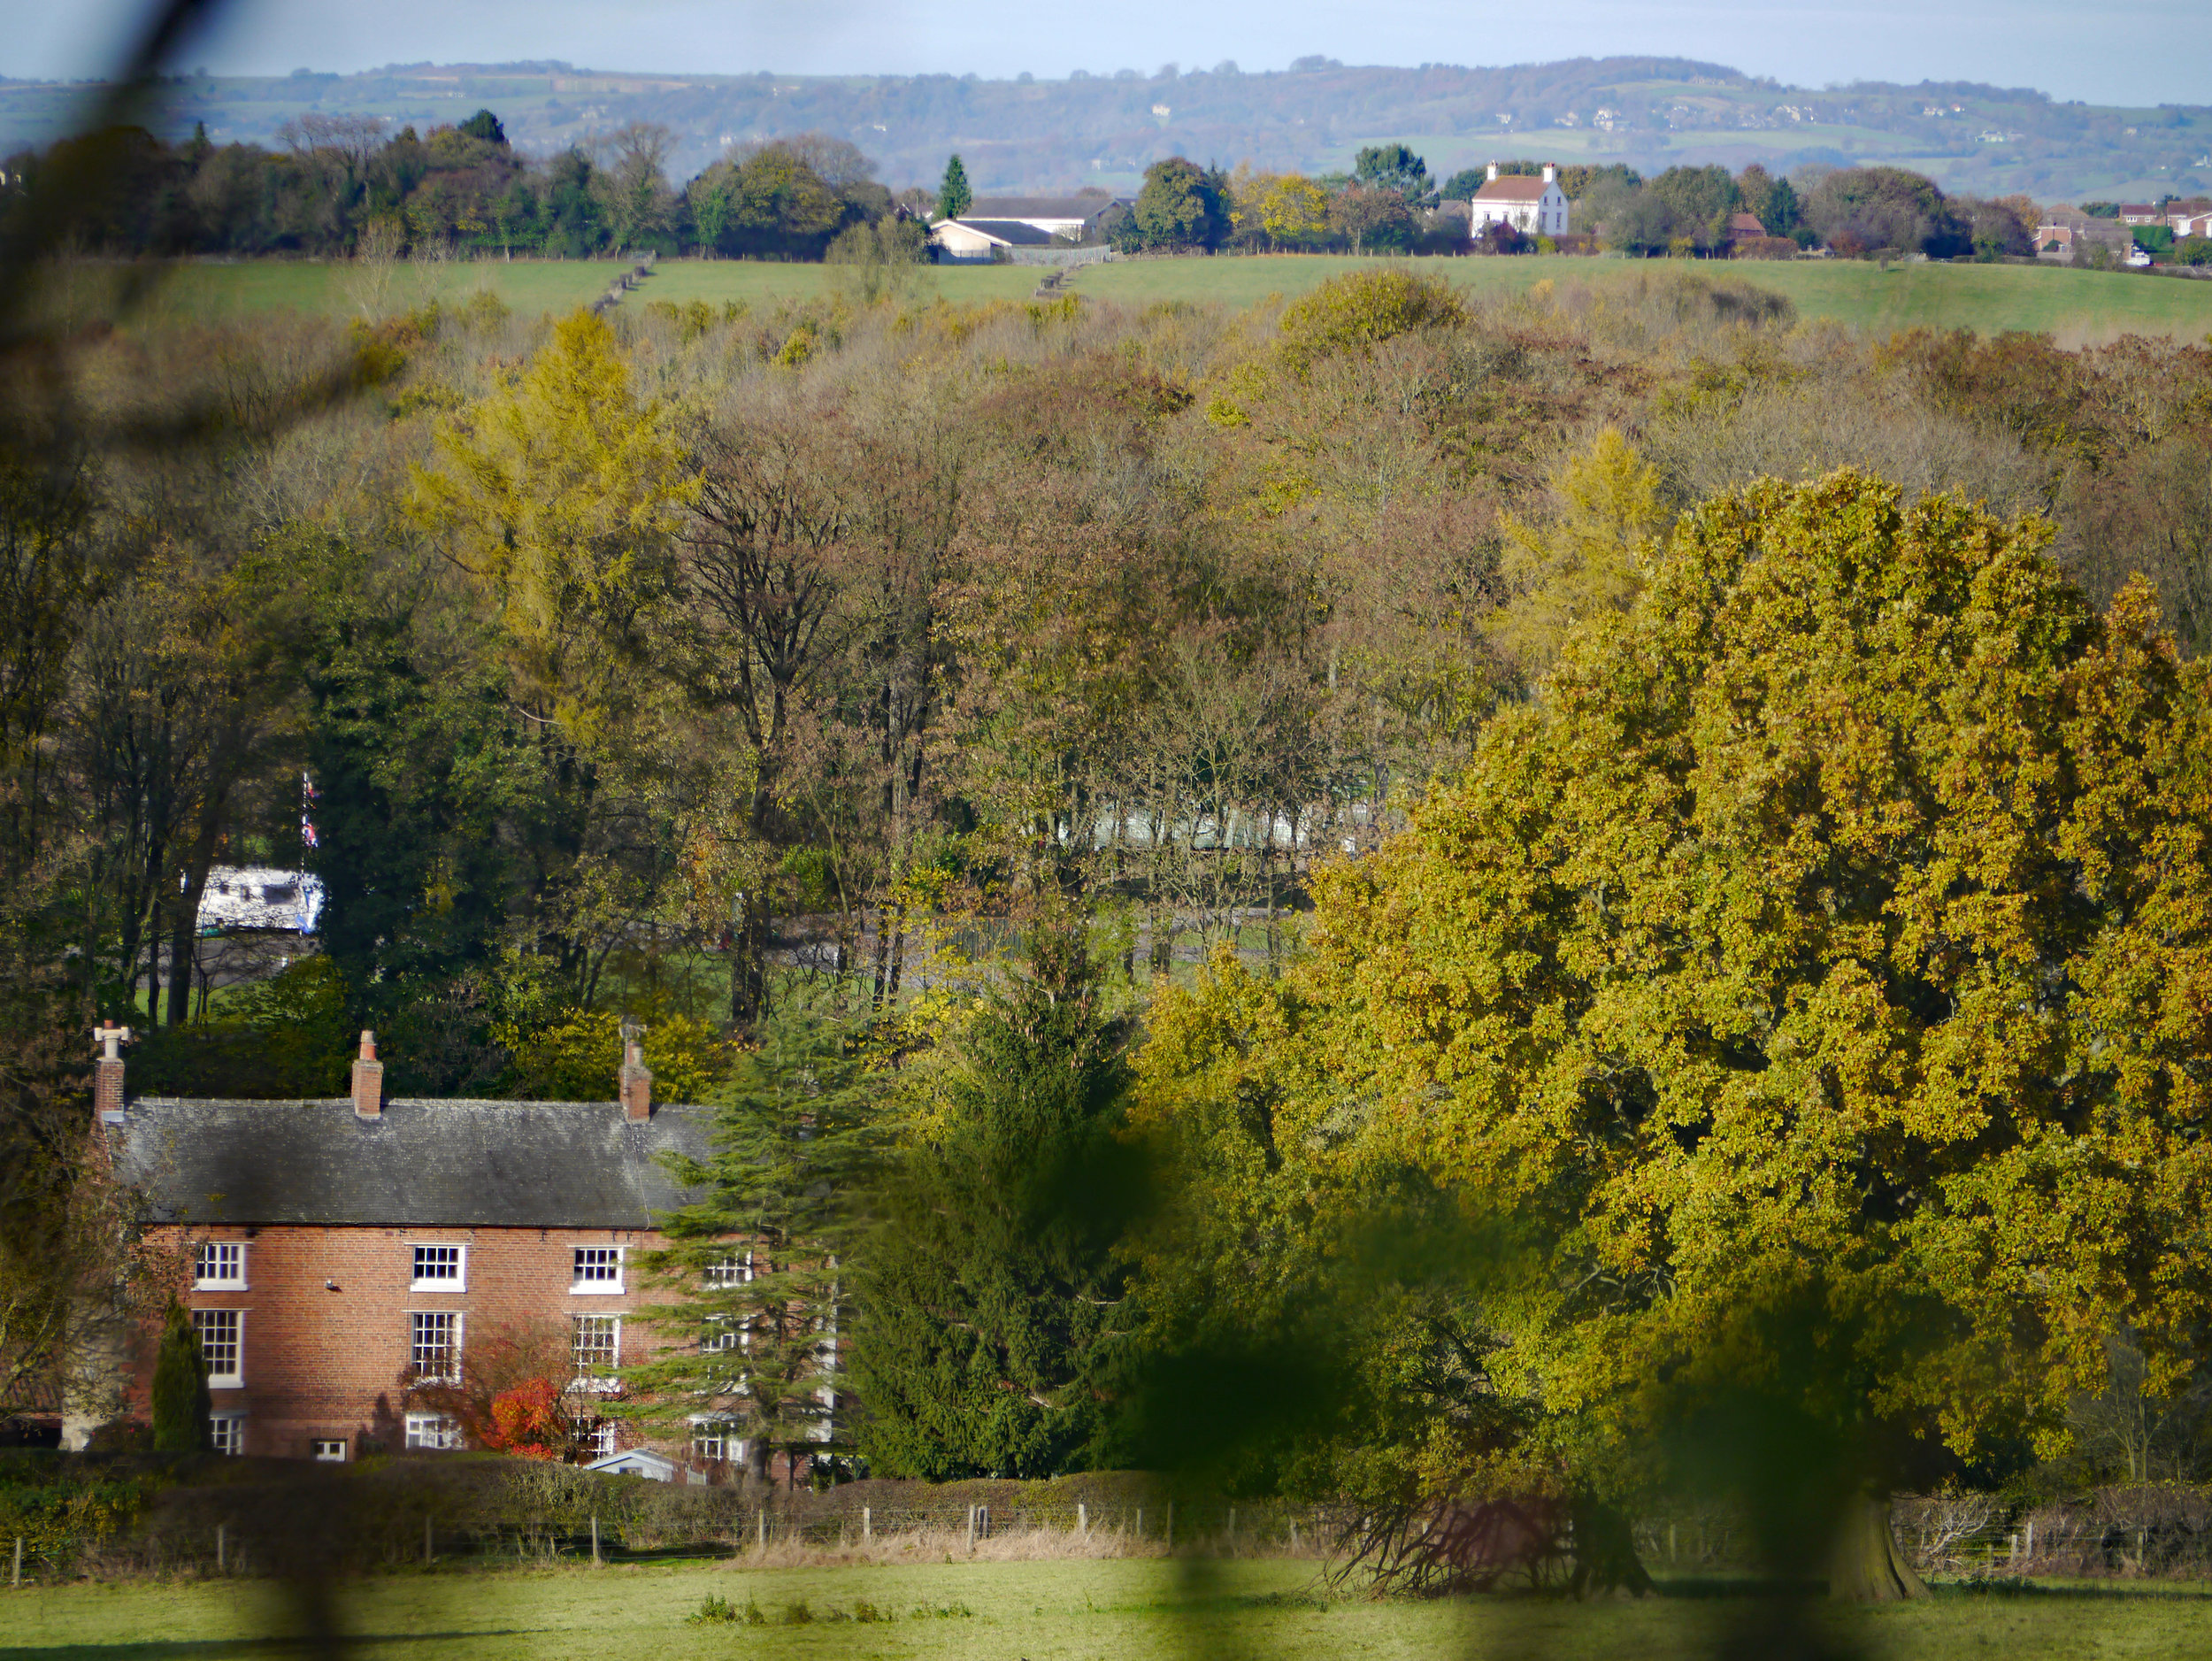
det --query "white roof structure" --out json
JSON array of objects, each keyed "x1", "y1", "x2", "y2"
[
  {"x1": 585, "y1": 1448, "x2": 703, "y2": 1483},
  {"x1": 196, "y1": 865, "x2": 324, "y2": 934}
]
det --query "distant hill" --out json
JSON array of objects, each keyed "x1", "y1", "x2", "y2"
[{"x1": 4, "y1": 57, "x2": 2205, "y2": 199}]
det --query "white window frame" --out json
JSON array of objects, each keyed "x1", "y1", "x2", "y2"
[
  {"x1": 194, "y1": 1241, "x2": 248, "y2": 1290},
  {"x1": 572, "y1": 1313, "x2": 622, "y2": 1391},
  {"x1": 571, "y1": 1246, "x2": 625, "y2": 1294},
  {"x1": 576, "y1": 1418, "x2": 617, "y2": 1459},
  {"x1": 702, "y1": 1314, "x2": 745, "y2": 1355},
  {"x1": 704, "y1": 1253, "x2": 752, "y2": 1288},
  {"x1": 311, "y1": 1438, "x2": 347, "y2": 1462},
  {"x1": 408, "y1": 1310, "x2": 464, "y2": 1383},
  {"x1": 193, "y1": 1308, "x2": 244, "y2": 1388},
  {"x1": 689, "y1": 1419, "x2": 741, "y2": 1464},
  {"x1": 403, "y1": 1412, "x2": 458, "y2": 1450},
  {"x1": 209, "y1": 1411, "x2": 247, "y2": 1456},
  {"x1": 409, "y1": 1243, "x2": 467, "y2": 1292}
]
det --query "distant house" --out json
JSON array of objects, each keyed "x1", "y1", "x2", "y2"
[
  {"x1": 1723, "y1": 211, "x2": 1768, "y2": 245},
  {"x1": 2117, "y1": 204, "x2": 2162, "y2": 227},
  {"x1": 2034, "y1": 223, "x2": 2077, "y2": 258},
  {"x1": 928, "y1": 218, "x2": 1062, "y2": 261},
  {"x1": 2172, "y1": 211, "x2": 2212, "y2": 241},
  {"x1": 1469, "y1": 163, "x2": 1570, "y2": 238}
]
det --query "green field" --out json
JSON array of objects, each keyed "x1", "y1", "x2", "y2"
[
  {"x1": 90, "y1": 252, "x2": 2212, "y2": 345},
  {"x1": 4, "y1": 1559, "x2": 2212, "y2": 1660}
]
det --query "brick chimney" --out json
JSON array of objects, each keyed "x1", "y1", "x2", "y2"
[
  {"x1": 618, "y1": 1025, "x2": 652, "y2": 1122},
  {"x1": 1486, "y1": 161, "x2": 1499, "y2": 182},
  {"x1": 91, "y1": 1021, "x2": 132, "y2": 1121},
  {"x1": 1541, "y1": 161, "x2": 1556, "y2": 184},
  {"x1": 351, "y1": 1030, "x2": 384, "y2": 1119}
]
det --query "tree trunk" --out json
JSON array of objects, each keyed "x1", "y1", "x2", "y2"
[
  {"x1": 1828, "y1": 1493, "x2": 1927, "y2": 1601},
  {"x1": 1570, "y1": 1496, "x2": 1656, "y2": 1599},
  {"x1": 728, "y1": 889, "x2": 769, "y2": 1031}
]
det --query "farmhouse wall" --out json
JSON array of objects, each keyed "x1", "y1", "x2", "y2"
[{"x1": 143, "y1": 1221, "x2": 687, "y2": 1461}]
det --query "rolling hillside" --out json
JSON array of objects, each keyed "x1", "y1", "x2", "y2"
[{"x1": 2, "y1": 57, "x2": 2206, "y2": 200}]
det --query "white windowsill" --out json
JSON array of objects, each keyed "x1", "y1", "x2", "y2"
[
  {"x1": 208, "y1": 1377, "x2": 243, "y2": 1390},
  {"x1": 410, "y1": 1281, "x2": 466, "y2": 1293},
  {"x1": 569, "y1": 1285, "x2": 625, "y2": 1296}
]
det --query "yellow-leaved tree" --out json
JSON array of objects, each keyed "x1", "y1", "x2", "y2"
[
  {"x1": 1494, "y1": 426, "x2": 1672, "y2": 673},
  {"x1": 411, "y1": 309, "x2": 692, "y2": 733},
  {"x1": 1137, "y1": 469, "x2": 2212, "y2": 1597}
]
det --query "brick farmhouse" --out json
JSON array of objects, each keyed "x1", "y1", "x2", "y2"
[{"x1": 89, "y1": 1029, "x2": 771, "y2": 1472}]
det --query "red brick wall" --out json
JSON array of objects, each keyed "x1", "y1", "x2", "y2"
[{"x1": 139, "y1": 1222, "x2": 702, "y2": 1461}]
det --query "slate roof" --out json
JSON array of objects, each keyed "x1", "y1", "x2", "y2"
[
  {"x1": 112, "y1": 1098, "x2": 718, "y2": 1229},
  {"x1": 951, "y1": 218, "x2": 1060, "y2": 245}
]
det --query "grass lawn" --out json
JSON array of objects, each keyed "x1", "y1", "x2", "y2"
[
  {"x1": 4, "y1": 1559, "x2": 2212, "y2": 1660},
  {"x1": 73, "y1": 253, "x2": 2212, "y2": 345},
  {"x1": 1072, "y1": 255, "x2": 2212, "y2": 343}
]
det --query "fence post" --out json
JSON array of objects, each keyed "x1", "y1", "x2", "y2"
[
  {"x1": 2025, "y1": 1519, "x2": 2034, "y2": 1561},
  {"x1": 979, "y1": 1504, "x2": 990, "y2": 1542},
  {"x1": 864, "y1": 1505, "x2": 872, "y2": 1542},
  {"x1": 423, "y1": 1515, "x2": 433, "y2": 1569},
  {"x1": 757, "y1": 1507, "x2": 766, "y2": 1551},
  {"x1": 1136, "y1": 1507, "x2": 1143, "y2": 1539},
  {"x1": 1227, "y1": 1506, "x2": 1236, "y2": 1542},
  {"x1": 1290, "y1": 1519, "x2": 1300, "y2": 1550},
  {"x1": 1078, "y1": 1503, "x2": 1087, "y2": 1540},
  {"x1": 1166, "y1": 1502, "x2": 1174, "y2": 1549},
  {"x1": 591, "y1": 1514, "x2": 601, "y2": 1566},
  {"x1": 216, "y1": 1524, "x2": 225, "y2": 1573},
  {"x1": 965, "y1": 1505, "x2": 977, "y2": 1552},
  {"x1": 12, "y1": 1535, "x2": 19, "y2": 1588},
  {"x1": 1669, "y1": 1521, "x2": 1678, "y2": 1563}
]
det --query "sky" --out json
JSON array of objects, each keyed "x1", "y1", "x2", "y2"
[{"x1": 5, "y1": 0, "x2": 2208, "y2": 109}]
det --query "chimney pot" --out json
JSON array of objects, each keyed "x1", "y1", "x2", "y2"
[
  {"x1": 351, "y1": 1028, "x2": 384, "y2": 1119},
  {"x1": 619, "y1": 1027, "x2": 652, "y2": 1122},
  {"x1": 1542, "y1": 162, "x2": 1556, "y2": 183},
  {"x1": 90, "y1": 1020, "x2": 133, "y2": 1121},
  {"x1": 1486, "y1": 161, "x2": 1499, "y2": 181}
]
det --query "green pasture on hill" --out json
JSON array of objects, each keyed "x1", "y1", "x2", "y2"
[
  {"x1": 91, "y1": 252, "x2": 2212, "y2": 344},
  {"x1": 5, "y1": 1559, "x2": 2212, "y2": 1660}
]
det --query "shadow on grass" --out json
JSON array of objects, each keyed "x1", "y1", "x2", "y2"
[{"x1": 1924, "y1": 1578, "x2": 2212, "y2": 1601}]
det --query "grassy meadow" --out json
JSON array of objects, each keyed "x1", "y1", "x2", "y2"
[
  {"x1": 87, "y1": 252, "x2": 2212, "y2": 344},
  {"x1": 4, "y1": 1558, "x2": 2212, "y2": 1660}
]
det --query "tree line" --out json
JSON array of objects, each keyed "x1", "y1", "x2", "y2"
[
  {"x1": 4, "y1": 247, "x2": 2212, "y2": 1578},
  {"x1": 8, "y1": 111, "x2": 2089, "y2": 266},
  {"x1": 3, "y1": 111, "x2": 908, "y2": 260}
]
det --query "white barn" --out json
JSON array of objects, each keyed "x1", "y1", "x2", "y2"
[{"x1": 1470, "y1": 163, "x2": 1570, "y2": 239}]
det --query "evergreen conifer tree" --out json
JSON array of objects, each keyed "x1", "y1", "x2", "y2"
[
  {"x1": 150, "y1": 1301, "x2": 210, "y2": 1453},
  {"x1": 936, "y1": 154, "x2": 972, "y2": 220},
  {"x1": 850, "y1": 927, "x2": 1140, "y2": 1479},
  {"x1": 628, "y1": 989, "x2": 883, "y2": 1483}
]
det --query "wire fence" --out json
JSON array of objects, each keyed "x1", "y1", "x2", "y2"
[
  {"x1": 3, "y1": 1491, "x2": 1345, "y2": 1585},
  {"x1": 12, "y1": 1481, "x2": 2212, "y2": 1587}
]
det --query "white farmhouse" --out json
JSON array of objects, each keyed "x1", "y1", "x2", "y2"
[{"x1": 1469, "y1": 162, "x2": 1570, "y2": 239}]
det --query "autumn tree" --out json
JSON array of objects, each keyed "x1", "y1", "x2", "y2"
[{"x1": 1148, "y1": 469, "x2": 2212, "y2": 1597}]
